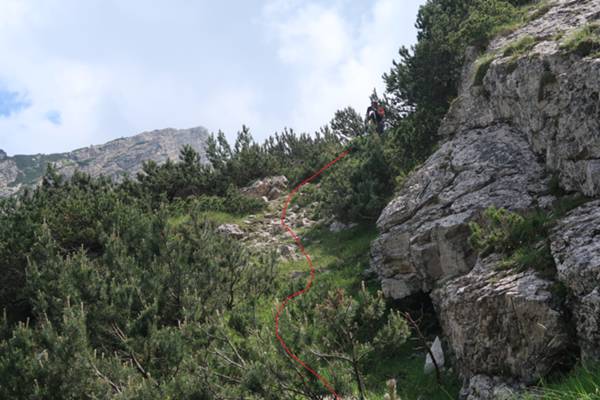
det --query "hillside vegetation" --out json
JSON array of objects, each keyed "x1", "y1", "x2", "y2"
[{"x1": 5, "y1": 1, "x2": 599, "y2": 399}]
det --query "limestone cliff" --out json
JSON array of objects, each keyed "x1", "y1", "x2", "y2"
[
  {"x1": 0, "y1": 127, "x2": 209, "y2": 197},
  {"x1": 371, "y1": 0, "x2": 600, "y2": 395}
]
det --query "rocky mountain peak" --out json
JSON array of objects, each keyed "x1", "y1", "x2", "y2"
[{"x1": 0, "y1": 126, "x2": 210, "y2": 197}]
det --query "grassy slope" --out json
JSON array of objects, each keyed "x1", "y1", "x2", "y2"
[
  {"x1": 189, "y1": 196, "x2": 460, "y2": 398},
  {"x1": 275, "y1": 219, "x2": 460, "y2": 399}
]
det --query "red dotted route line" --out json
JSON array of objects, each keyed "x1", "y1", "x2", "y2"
[{"x1": 275, "y1": 148, "x2": 351, "y2": 400}]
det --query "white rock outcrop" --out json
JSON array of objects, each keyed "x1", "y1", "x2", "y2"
[{"x1": 371, "y1": 125, "x2": 550, "y2": 299}]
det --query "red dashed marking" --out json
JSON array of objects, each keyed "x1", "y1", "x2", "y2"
[{"x1": 275, "y1": 149, "x2": 351, "y2": 400}]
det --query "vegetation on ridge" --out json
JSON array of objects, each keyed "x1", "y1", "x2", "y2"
[{"x1": 15, "y1": 0, "x2": 600, "y2": 399}]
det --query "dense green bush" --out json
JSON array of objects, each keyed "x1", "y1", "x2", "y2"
[
  {"x1": 320, "y1": 135, "x2": 393, "y2": 223},
  {"x1": 452, "y1": 0, "x2": 520, "y2": 49},
  {"x1": 180, "y1": 186, "x2": 266, "y2": 216},
  {"x1": 383, "y1": 0, "x2": 536, "y2": 176},
  {"x1": 205, "y1": 126, "x2": 343, "y2": 191}
]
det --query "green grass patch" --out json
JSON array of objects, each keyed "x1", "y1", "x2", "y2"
[
  {"x1": 474, "y1": 53, "x2": 496, "y2": 86},
  {"x1": 197, "y1": 210, "x2": 247, "y2": 226},
  {"x1": 278, "y1": 223, "x2": 377, "y2": 291},
  {"x1": 169, "y1": 210, "x2": 247, "y2": 228},
  {"x1": 499, "y1": 35, "x2": 539, "y2": 75},
  {"x1": 526, "y1": 1, "x2": 553, "y2": 22},
  {"x1": 502, "y1": 35, "x2": 537, "y2": 57},
  {"x1": 523, "y1": 364, "x2": 600, "y2": 399},
  {"x1": 470, "y1": 1, "x2": 553, "y2": 87},
  {"x1": 364, "y1": 340, "x2": 460, "y2": 400},
  {"x1": 266, "y1": 222, "x2": 463, "y2": 399},
  {"x1": 560, "y1": 23, "x2": 600, "y2": 57},
  {"x1": 500, "y1": 241, "x2": 556, "y2": 278},
  {"x1": 470, "y1": 193, "x2": 591, "y2": 277},
  {"x1": 490, "y1": 0, "x2": 552, "y2": 40}
]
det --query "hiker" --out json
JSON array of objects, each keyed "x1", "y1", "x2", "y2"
[{"x1": 365, "y1": 100, "x2": 385, "y2": 135}]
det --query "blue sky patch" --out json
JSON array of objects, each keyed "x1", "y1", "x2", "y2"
[
  {"x1": 46, "y1": 110, "x2": 62, "y2": 125},
  {"x1": 0, "y1": 88, "x2": 31, "y2": 118}
]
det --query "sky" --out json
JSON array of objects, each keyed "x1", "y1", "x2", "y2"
[{"x1": 0, "y1": 0, "x2": 425, "y2": 155}]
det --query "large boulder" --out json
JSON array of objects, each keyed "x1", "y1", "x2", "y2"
[
  {"x1": 431, "y1": 256, "x2": 573, "y2": 383},
  {"x1": 371, "y1": 125, "x2": 550, "y2": 299},
  {"x1": 440, "y1": 0, "x2": 600, "y2": 196},
  {"x1": 551, "y1": 200, "x2": 600, "y2": 360},
  {"x1": 241, "y1": 176, "x2": 288, "y2": 200}
]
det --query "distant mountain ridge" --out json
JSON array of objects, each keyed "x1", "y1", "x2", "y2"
[{"x1": 0, "y1": 127, "x2": 209, "y2": 197}]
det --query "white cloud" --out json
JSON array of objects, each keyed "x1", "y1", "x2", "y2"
[
  {"x1": 268, "y1": 3, "x2": 351, "y2": 68},
  {"x1": 263, "y1": 0, "x2": 422, "y2": 132},
  {"x1": 0, "y1": 0, "x2": 30, "y2": 30},
  {"x1": 0, "y1": 0, "x2": 423, "y2": 155},
  {"x1": 0, "y1": 0, "x2": 268, "y2": 154}
]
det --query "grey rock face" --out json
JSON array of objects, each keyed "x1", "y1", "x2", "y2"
[
  {"x1": 577, "y1": 289, "x2": 600, "y2": 361},
  {"x1": 371, "y1": 125, "x2": 549, "y2": 299},
  {"x1": 431, "y1": 256, "x2": 572, "y2": 383},
  {"x1": 0, "y1": 127, "x2": 209, "y2": 197},
  {"x1": 551, "y1": 200, "x2": 600, "y2": 360},
  {"x1": 441, "y1": 0, "x2": 600, "y2": 196},
  {"x1": 0, "y1": 158, "x2": 21, "y2": 197},
  {"x1": 460, "y1": 375, "x2": 525, "y2": 400},
  {"x1": 551, "y1": 200, "x2": 600, "y2": 295},
  {"x1": 369, "y1": 0, "x2": 600, "y2": 391}
]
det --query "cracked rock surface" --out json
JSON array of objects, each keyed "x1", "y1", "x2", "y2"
[
  {"x1": 431, "y1": 256, "x2": 572, "y2": 383},
  {"x1": 371, "y1": 125, "x2": 551, "y2": 299},
  {"x1": 551, "y1": 200, "x2": 600, "y2": 360}
]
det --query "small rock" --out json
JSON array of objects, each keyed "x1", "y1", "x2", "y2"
[
  {"x1": 216, "y1": 224, "x2": 245, "y2": 239},
  {"x1": 241, "y1": 176, "x2": 288, "y2": 200},
  {"x1": 278, "y1": 244, "x2": 300, "y2": 261},
  {"x1": 291, "y1": 271, "x2": 305, "y2": 279},
  {"x1": 460, "y1": 375, "x2": 525, "y2": 400},
  {"x1": 424, "y1": 336, "x2": 445, "y2": 375},
  {"x1": 329, "y1": 220, "x2": 357, "y2": 233}
]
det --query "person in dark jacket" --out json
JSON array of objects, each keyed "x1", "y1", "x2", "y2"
[{"x1": 365, "y1": 100, "x2": 385, "y2": 134}]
